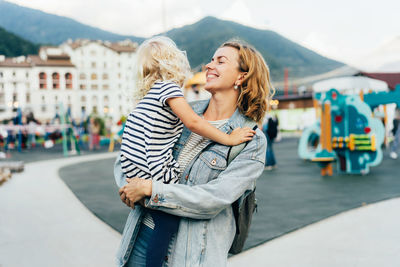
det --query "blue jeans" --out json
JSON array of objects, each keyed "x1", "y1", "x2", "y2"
[
  {"x1": 265, "y1": 136, "x2": 276, "y2": 167},
  {"x1": 126, "y1": 211, "x2": 179, "y2": 267},
  {"x1": 126, "y1": 223, "x2": 153, "y2": 267}
]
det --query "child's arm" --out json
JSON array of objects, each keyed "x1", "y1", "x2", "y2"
[{"x1": 166, "y1": 97, "x2": 255, "y2": 146}]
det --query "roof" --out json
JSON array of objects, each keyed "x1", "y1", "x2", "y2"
[
  {"x1": 357, "y1": 72, "x2": 400, "y2": 90},
  {"x1": 29, "y1": 56, "x2": 75, "y2": 67},
  {"x1": 0, "y1": 58, "x2": 31, "y2": 68},
  {"x1": 106, "y1": 43, "x2": 137, "y2": 53},
  {"x1": 66, "y1": 39, "x2": 137, "y2": 53},
  {"x1": 185, "y1": 71, "x2": 206, "y2": 88},
  {"x1": 312, "y1": 76, "x2": 388, "y2": 94}
]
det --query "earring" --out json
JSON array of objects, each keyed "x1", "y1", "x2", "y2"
[{"x1": 234, "y1": 85, "x2": 238, "y2": 90}]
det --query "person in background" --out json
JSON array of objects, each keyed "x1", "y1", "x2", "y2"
[
  {"x1": 390, "y1": 107, "x2": 400, "y2": 159},
  {"x1": 263, "y1": 114, "x2": 278, "y2": 170}
]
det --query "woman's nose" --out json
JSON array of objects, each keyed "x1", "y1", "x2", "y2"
[{"x1": 205, "y1": 61, "x2": 213, "y2": 70}]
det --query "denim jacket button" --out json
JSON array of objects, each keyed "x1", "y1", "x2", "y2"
[
  {"x1": 211, "y1": 158, "x2": 217, "y2": 166},
  {"x1": 185, "y1": 175, "x2": 189, "y2": 180}
]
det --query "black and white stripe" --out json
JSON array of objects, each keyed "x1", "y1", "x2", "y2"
[{"x1": 121, "y1": 81, "x2": 184, "y2": 184}]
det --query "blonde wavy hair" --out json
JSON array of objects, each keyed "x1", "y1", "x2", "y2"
[
  {"x1": 221, "y1": 40, "x2": 275, "y2": 123},
  {"x1": 134, "y1": 36, "x2": 192, "y2": 99}
]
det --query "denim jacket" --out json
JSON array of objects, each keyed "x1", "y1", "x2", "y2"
[{"x1": 114, "y1": 100, "x2": 266, "y2": 267}]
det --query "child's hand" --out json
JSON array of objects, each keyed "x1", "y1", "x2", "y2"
[{"x1": 228, "y1": 127, "x2": 256, "y2": 146}]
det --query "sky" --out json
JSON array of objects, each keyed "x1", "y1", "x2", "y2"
[{"x1": 6, "y1": 0, "x2": 400, "y2": 68}]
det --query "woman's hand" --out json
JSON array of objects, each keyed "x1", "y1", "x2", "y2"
[{"x1": 119, "y1": 178, "x2": 152, "y2": 209}]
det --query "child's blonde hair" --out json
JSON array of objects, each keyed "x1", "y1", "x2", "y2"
[{"x1": 134, "y1": 36, "x2": 192, "y2": 99}]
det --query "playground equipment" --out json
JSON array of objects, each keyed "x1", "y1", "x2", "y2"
[
  {"x1": 0, "y1": 103, "x2": 83, "y2": 157},
  {"x1": 299, "y1": 84, "x2": 400, "y2": 175}
]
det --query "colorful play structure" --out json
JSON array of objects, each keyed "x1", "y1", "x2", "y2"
[
  {"x1": 298, "y1": 84, "x2": 400, "y2": 175},
  {"x1": 0, "y1": 103, "x2": 126, "y2": 157}
]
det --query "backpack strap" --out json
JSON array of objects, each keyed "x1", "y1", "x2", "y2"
[
  {"x1": 227, "y1": 119, "x2": 258, "y2": 210},
  {"x1": 227, "y1": 119, "x2": 258, "y2": 164}
]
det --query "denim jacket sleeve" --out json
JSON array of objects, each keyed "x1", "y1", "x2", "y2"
[{"x1": 145, "y1": 129, "x2": 266, "y2": 219}]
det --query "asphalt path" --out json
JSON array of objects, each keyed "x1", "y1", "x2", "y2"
[{"x1": 58, "y1": 138, "x2": 400, "y2": 251}]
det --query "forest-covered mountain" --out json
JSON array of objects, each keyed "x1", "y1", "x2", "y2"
[
  {"x1": 0, "y1": 0, "x2": 143, "y2": 44},
  {"x1": 0, "y1": 1, "x2": 344, "y2": 80},
  {"x1": 0, "y1": 26, "x2": 39, "y2": 57},
  {"x1": 166, "y1": 16, "x2": 343, "y2": 79}
]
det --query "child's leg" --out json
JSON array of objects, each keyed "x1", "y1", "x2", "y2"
[{"x1": 146, "y1": 210, "x2": 180, "y2": 267}]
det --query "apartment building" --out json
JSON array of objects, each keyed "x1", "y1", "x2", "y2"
[{"x1": 0, "y1": 39, "x2": 138, "y2": 123}]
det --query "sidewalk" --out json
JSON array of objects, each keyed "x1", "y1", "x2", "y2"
[
  {"x1": 229, "y1": 197, "x2": 400, "y2": 267},
  {"x1": 1, "y1": 151, "x2": 399, "y2": 266},
  {"x1": 0, "y1": 152, "x2": 120, "y2": 267}
]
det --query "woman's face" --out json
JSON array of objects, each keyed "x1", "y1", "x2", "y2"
[{"x1": 204, "y1": 47, "x2": 242, "y2": 92}]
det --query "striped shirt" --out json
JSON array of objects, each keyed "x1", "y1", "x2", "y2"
[
  {"x1": 120, "y1": 81, "x2": 184, "y2": 184},
  {"x1": 143, "y1": 118, "x2": 228, "y2": 229}
]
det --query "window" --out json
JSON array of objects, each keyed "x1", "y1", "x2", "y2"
[
  {"x1": 102, "y1": 84, "x2": 109, "y2": 90},
  {"x1": 0, "y1": 92, "x2": 5, "y2": 104},
  {"x1": 103, "y1": 96, "x2": 109, "y2": 103},
  {"x1": 91, "y1": 62, "x2": 96, "y2": 68},
  {"x1": 91, "y1": 84, "x2": 98, "y2": 90},
  {"x1": 90, "y1": 50, "x2": 96, "y2": 56},
  {"x1": 103, "y1": 106, "x2": 109, "y2": 114},
  {"x1": 102, "y1": 73, "x2": 108, "y2": 80},
  {"x1": 26, "y1": 72, "x2": 29, "y2": 78},
  {"x1": 26, "y1": 93, "x2": 30, "y2": 103},
  {"x1": 103, "y1": 62, "x2": 107, "y2": 68},
  {"x1": 80, "y1": 84, "x2": 86, "y2": 90},
  {"x1": 91, "y1": 73, "x2": 97, "y2": 80},
  {"x1": 65, "y1": 73, "x2": 73, "y2": 89},
  {"x1": 52, "y1": 72, "x2": 60, "y2": 89},
  {"x1": 81, "y1": 96, "x2": 86, "y2": 102},
  {"x1": 79, "y1": 73, "x2": 86, "y2": 80},
  {"x1": 0, "y1": 72, "x2": 3, "y2": 78},
  {"x1": 39, "y1": 72, "x2": 47, "y2": 89}
]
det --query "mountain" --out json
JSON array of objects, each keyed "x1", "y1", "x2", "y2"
[
  {"x1": 0, "y1": 1, "x2": 344, "y2": 81},
  {"x1": 166, "y1": 16, "x2": 344, "y2": 80},
  {"x1": 0, "y1": 26, "x2": 39, "y2": 56},
  {"x1": 0, "y1": 0, "x2": 144, "y2": 44}
]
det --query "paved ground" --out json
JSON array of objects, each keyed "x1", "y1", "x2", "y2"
[
  {"x1": 1, "y1": 138, "x2": 399, "y2": 266},
  {"x1": 0, "y1": 152, "x2": 120, "y2": 267},
  {"x1": 229, "y1": 197, "x2": 400, "y2": 267},
  {"x1": 59, "y1": 138, "x2": 400, "y2": 250}
]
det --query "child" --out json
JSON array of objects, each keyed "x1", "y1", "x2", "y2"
[{"x1": 120, "y1": 36, "x2": 255, "y2": 267}]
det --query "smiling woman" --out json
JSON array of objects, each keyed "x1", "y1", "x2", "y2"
[{"x1": 115, "y1": 40, "x2": 272, "y2": 267}]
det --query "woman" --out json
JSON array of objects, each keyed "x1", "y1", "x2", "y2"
[{"x1": 115, "y1": 40, "x2": 273, "y2": 266}]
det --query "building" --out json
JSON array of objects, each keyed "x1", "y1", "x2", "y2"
[{"x1": 0, "y1": 39, "x2": 138, "y2": 123}]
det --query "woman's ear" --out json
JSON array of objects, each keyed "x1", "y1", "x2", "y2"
[{"x1": 236, "y1": 72, "x2": 248, "y2": 86}]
